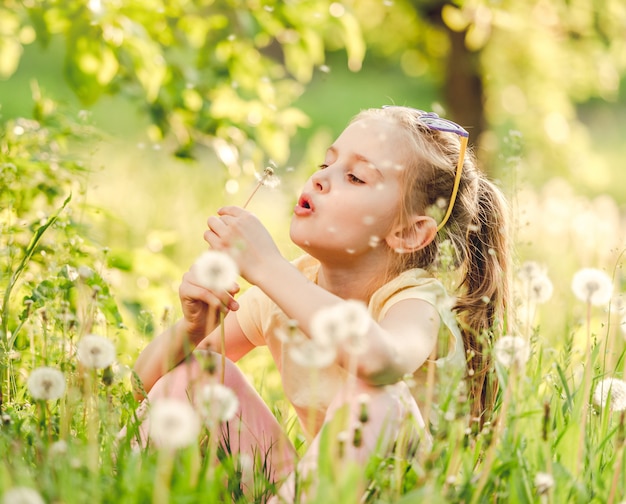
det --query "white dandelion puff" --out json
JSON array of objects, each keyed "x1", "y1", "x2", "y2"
[
  {"x1": 571, "y1": 268, "x2": 613, "y2": 306},
  {"x1": 338, "y1": 300, "x2": 371, "y2": 355},
  {"x1": 288, "y1": 335, "x2": 337, "y2": 368},
  {"x1": 310, "y1": 300, "x2": 371, "y2": 354},
  {"x1": 592, "y1": 378, "x2": 626, "y2": 412},
  {"x1": 27, "y1": 367, "x2": 66, "y2": 401},
  {"x1": 148, "y1": 398, "x2": 201, "y2": 450},
  {"x1": 534, "y1": 472, "x2": 554, "y2": 495},
  {"x1": 1, "y1": 487, "x2": 46, "y2": 504},
  {"x1": 193, "y1": 250, "x2": 239, "y2": 292},
  {"x1": 517, "y1": 261, "x2": 544, "y2": 283},
  {"x1": 255, "y1": 164, "x2": 280, "y2": 189},
  {"x1": 493, "y1": 335, "x2": 530, "y2": 369},
  {"x1": 199, "y1": 383, "x2": 239, "y2": 423},
  {"x1": 528, "y1": 273, "x2": 553, "y2": 304},
  {"x1": 76, "y1": 334, "x2": 116, "y2": 369}
]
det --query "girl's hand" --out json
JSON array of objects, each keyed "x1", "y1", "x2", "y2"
[
  {"x1": 204, "y1": 206, "x2": 283, "y2": 285},
  {"x1": 178, "y1": 265, "x2": 240, "y2": 342}
]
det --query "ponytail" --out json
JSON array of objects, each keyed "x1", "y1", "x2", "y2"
[{"x1": 453, "y1": 176, "x2": 510, "y2": 424}]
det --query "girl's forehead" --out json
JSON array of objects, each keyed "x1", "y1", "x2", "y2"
[{"x1": 333, "y1": 118, "x2": 409, "y2": 170}]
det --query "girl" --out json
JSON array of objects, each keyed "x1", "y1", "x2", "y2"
[{"x1": 132, "y1": 106, "x2": 510, "y2": 500}]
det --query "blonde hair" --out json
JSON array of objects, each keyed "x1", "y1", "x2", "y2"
[{"x1": 354, "y1": 107, "x2": 511, "y2": 423}]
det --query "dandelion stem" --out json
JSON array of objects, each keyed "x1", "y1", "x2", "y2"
[
  {"x1": 576, "y1": 301, "x2": 593, "y2": 476},
  {"x1": 242, "y1": 183, "x2": 263, "y2": 209},
  {"x1": 220, "y1": 311, "x2": 226, "y2": 384},
  {"x1": 470, "y1": 366, "x2": 515, "y2": 504}
]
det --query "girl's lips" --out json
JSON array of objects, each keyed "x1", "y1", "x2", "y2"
[{"x1": 294, "y1": 194, "x2": 314, "y2": 216}]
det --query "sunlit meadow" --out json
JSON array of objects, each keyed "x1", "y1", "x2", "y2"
[{"x1": 2, "y1": 107, "x2": 626, "y2": 504}]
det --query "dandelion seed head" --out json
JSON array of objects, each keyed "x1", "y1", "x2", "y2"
[
  {"x1": 310, "y1": 300, "x2": 370, "y2": 355},
  {"x1": 534, "y1": 472, "x2": 554, "y2": 495},
  {"x1": 49, "y1": 440, "x2": 69, "y2": 457},
  {"x1": 493, "y1": 335, "x2": 530, "y2": 368},
  {"x1": 193, "y1": 250, "x2": 239, "y2": 292},
  {"x1": 593, "y1": 378, "x2": 626, "y2": 412},
  {"x1": 288, "y1": 335, "x2": 337, "y2": 368},
  {"x1": 529, "y1": 274, "x2": 554, "y2": 304},
  {"x1": 1, "y1": 487, "x2": 46, "y2": 504},
  {"x1": 571, "y1": 268, "x2": 613, "y2": 306},
  {"x1": 199, "y1": 383, "x2": 239, "y2": 423},
  {"x1": 77, "y1": 334, "x2": 116, "y2": 369},
  {"x1": 256, "y1": 163, "x2": 280, "y2": 189},
  {"x1": 517, "y1": 261, "x2": 544, "y2": 283},
  {"x1": 27, "y1": 367, "x2": 66, "y2": 401},
  {"x1": 78, "y1": 266, "x2": 94, "y2": 279},
  {"x1": 148, "y1": 399, "x2": 201, "y2": 450}
]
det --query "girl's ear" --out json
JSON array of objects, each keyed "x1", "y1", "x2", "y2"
[{"x1": 385, "y1": 216, "x2": 437, "y2": 253}]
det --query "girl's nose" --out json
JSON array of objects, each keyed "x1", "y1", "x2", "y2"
[{"x1": 310, "y1": 170, "x2": 329, "y2": 193}]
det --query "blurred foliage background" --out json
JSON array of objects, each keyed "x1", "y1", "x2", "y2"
[{"x1": 1, "y1": 0, "x2": 625, "y2": 363}]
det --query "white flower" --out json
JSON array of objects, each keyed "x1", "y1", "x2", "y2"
[
  {"x1": 148, "y1": 398, "x2": 201, "y2": 450},
  {"x1": 193, "y1": 250, "x2": 239, "y2": 292},
  {"x1": 288, "y1": 335, "x2": 337, "y2": 368},
  {"x1": 1, "y1": 487, "x2": 45, "y2": 504},
  {"x1": 76, "y1": 334, "x2": 116, "y2": 369},
  {"x1": 199, "y1": 383, "x2": 239, "y2": 423},
  {"x1": 310, "y1": 300, "x2": 371, "y2": 355},
  {"x1": 534, "y1": 472, "x2": 554, "y2": 495},
  {"x1": 571, "y1": 268, "x2": 613, "y2": 306},
  {"x1": 493, "y1": 335, "x2": 530, "y2": 369},
  {"x1": 592, "y1": 378, "x2": 626, "y2": 412},
  {"x1": 27, "y1": 367, "x2": 66, "y2": 401}
]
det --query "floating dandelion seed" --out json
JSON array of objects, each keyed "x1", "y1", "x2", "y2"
[
  {"x1": 148, "y1": 398, "x2": 201, "y2": 450},
  {"x1": 1, "y1": 487, "x2": 46, "y2": 504},
  {"x1": 243, "y1": 163, "x2": 280, "y2": 208},
  {"x1": 571, "y1": 268, "x2": 613, "y2": 306},
  {"x1": 27, "y1": 367, "x2": 66, "y2": 401},
  {"x1": 76, "y1": 334, "x2": 116, "y2": 369},
  {"x1": 534, "y1": 472, "x2": 554, "y2": 495},
  {"x1": 592, "y1": 377, "x2": 626, "y2": 412},
  {"x1": 193, "y1": 250, "x2": 239, "y2": 292},
  {"x1": 199, "y1": 383, "x2": 240, "y2": 423},
  {"x1": 493, "y1": 335, "x2": 530, "y2": 369}
]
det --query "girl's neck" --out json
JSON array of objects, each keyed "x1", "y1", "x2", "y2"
[{"x1": 316, "y1": 259, "x2": 387, "y2": 303}]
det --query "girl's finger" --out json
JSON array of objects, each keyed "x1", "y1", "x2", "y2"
[{"x1": 207, "y1": 215, "x2": 229, "y2": 235}]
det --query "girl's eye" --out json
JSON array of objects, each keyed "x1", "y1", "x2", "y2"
[
  {"x1": 318, "y1": 164, "x2": 328, "y2": 170},
  {"x1": 347, "y1": 173, "x2": 365, "y2": 184}
]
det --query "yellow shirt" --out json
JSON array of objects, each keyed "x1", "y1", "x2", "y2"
[{"x1": 236, "y1": 254, "x2": 465, "y2": 434}]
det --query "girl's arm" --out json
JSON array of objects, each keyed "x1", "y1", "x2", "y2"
[
  {"x1": 132, "y1": 266, "x2": 253, "y2": 400},
  {"x1": 205, "y1": 206, "x2": 439, "y2": 386}
]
